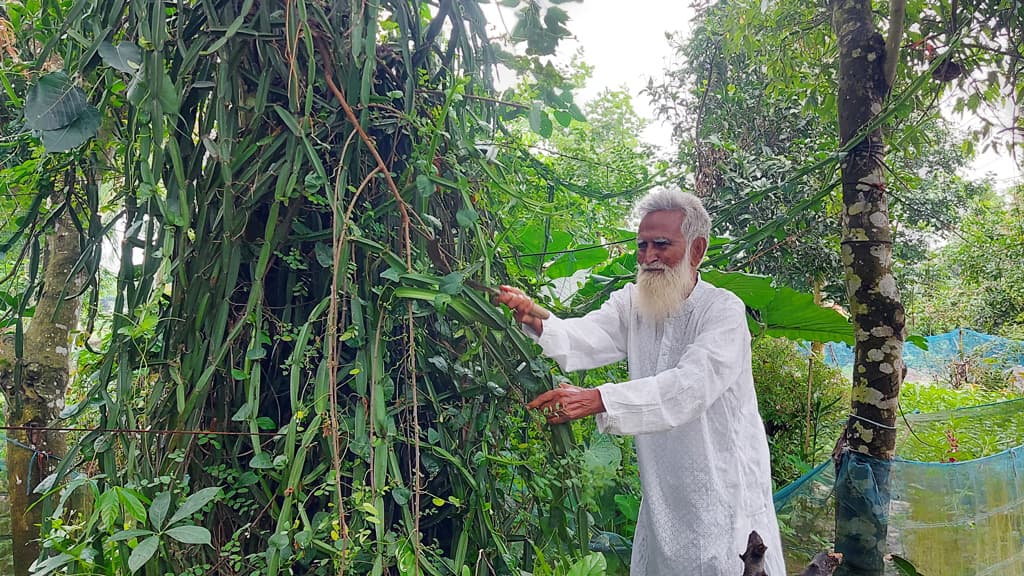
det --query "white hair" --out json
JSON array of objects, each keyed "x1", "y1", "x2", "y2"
[{"x1": 632, "y1": 186, "x2": 711, "y2": 241}]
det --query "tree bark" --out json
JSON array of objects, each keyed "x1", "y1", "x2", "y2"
[
  {"x1": 0, "y1": 203, "x2": 83, "y2": 576},
  {"x1": 831, "y1": 1, "x2": 906, "y2": 574}
]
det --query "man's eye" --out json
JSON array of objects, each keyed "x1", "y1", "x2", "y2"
[
  {"x1": 654, "y1": 240, "x2": 671, "y2": 247},
  {"x1": 637, "y1": 241, "x2": 647, "y2": 249}
]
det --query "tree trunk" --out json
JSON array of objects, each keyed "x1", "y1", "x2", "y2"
[
  {"x1": 0, "y1": 204, "x2": 83, "y2": 576},
  {"x1": 831, "y1": 1, "x2": 906, "y2": 574}
]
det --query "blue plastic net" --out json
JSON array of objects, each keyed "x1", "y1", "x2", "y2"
[
  {"x1": 817, "y1": 328, "x2": 1024, "y2": 380},
  {"x1": 774, "y1": 398, "x2": 1024, "y2": 575}
]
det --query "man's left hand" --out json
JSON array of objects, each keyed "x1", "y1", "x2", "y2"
[{"x1": 527, "y1": 383, "x2": 606, "y2": 425}]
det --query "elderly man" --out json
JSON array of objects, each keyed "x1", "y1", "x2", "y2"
[{"x1": 497, "y1": 188, "x2": 785, "y2": 575}]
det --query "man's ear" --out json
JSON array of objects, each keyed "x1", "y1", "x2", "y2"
[{"x1": 690, "y1": 236, "x2": 708, "y2": 267}]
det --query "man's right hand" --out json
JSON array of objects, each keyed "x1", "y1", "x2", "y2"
[{"x1": 495, "y1": 285, "x2": 544, "y2": 335}]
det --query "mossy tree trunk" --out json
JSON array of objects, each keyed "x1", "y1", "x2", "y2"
[
  {"x1": 831, "y1": 1, "x2": 906, "y2": 574},
  {"x1": 0, "y1": 201, "x2": 83, "y2": 575}
]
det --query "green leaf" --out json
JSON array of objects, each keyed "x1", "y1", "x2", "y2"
[
  {"x1": 231, "y1": 402, "x2": 252, "y2": 421},
  {"x1": 98, "y1": 41, "x2": 143, "y2": 73},
  {"x1": 907, "y1": 334, "x2": 929, "y2": 351},
  {"x1": 167, "y1": 486, "x2": 221, "y2": 526},
  {"x1": 274, "y1": 105, "x2": 302, "y2": 135},
  {"x1": 117, "y1": 487, "x2": 148, "y2": 523},
  {"x1": 128, "y1": 535, "x2": 160, "y2": 573},
  {"x1": 246, "y1": 346, "x2": 266, "y2": 360},
  {"x1": 164, "y1": 525, "x2": 212, "y2": 545},
  {"x1": 149, "y1": 491, "x2": 171, "y2": 531},
  {"x1": 416, "y1": 174, "x2": 433, "y2": 197},
  {"x1": 268, "y1": 532, "x2": 290, "y2": 550},
  {"x1": 157, "y1": 71, "x2": 180, "y2": 116},
  {"x1": 108, "y1": 528, "x2": 155, "y2": 542},
  {"x1": 255, "y1": 416, "x2": 276, "y2": 430},
  {"x1": 547, "y1": 246, "x2": 609, "y2": 279},
  {"x1": 39, "y1": 105, "x2": 100, "y2": 153},
  {"x1": 250, "y1": 452, "x2": 274, "y2": 469},
  {"x1": 701, "y1": 270, "x2": 776, "y2": 309},
  {"x1": 456, "y1": 207, "x2": 479, "y2": 227},
  {"x1": 392, "y1": 486, "x2": 411, "y2": 505},
  {"x1": 26, "y1": 552, "x2": 74, "y2": 576},
  {"x1": 314, "y1": 242, "x2": 333, "y2": 268},
  {"x1": 761, "y1": 286, "x2": 853, "y2": 345},
  {"x1": 566, "y1": 552, "x2": 607, "y2": 576},
  {"x1": 24, "y1": 72, "x2": 88, "y2": 131},
  {"x1": 553, "y1": 109, "x2": 572, "y2": 127},
  {"x1": 890, "y1": 555, "x2": 923, "y2": 576},
  {"x1": 438, "y1": 272, "x2": 464, "y2": 295},
  {"x1": 529, "y1": 101, "x2": 544, "y2": 134},
  {"x1": 396, "y1": 538, "x2": 417, "y2": 575}
]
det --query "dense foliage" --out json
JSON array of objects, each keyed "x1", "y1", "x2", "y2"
[{"x1": 904, "y1": 190, "x2": 1024, "y2": 338}]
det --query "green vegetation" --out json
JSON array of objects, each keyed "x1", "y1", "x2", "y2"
[{"x1": 0, "y1": 0, "x2": 1021, "y2": 574}]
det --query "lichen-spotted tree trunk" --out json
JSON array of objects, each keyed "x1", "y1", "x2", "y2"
[
  {"x1": 831, "y1": 1, "x2": 906, "y2": 574},
  {"x1": 0, "y1": 201, "x2": 83, "y2": 575}
]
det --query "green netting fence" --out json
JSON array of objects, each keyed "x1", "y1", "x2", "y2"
[{"x1": 774, "y1": 397, "x2": 1024, "y2": 575}]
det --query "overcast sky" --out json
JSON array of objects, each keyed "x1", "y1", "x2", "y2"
[{"x1": 486, "y1": 0, "x2": 1020, "y2": 186}]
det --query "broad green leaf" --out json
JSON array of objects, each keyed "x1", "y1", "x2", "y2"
[
  {"x1": 566, "y1": 552, "x2": 606, "y2": 576},
  {"x1": 167, "y1": 486, "x2": 222, "y2": 526},
  {"x1": 907, "y1": 334, "x2": 929, "y2": 351},
  {"x1": 98, "y1": 41, "x2": 143, "y2": 73},
  {"x1": 39, "y1": 105, "x2": 100, "y2": 153},
  {"x1": 547, "y1": 246, "x2": 609, "y2": 279},
  {"x1": 396, "y1": 538, "x2": 417, "y2": 575},
  {"x1": 456, "y1": 207, "x2": 479, "y2": 227},
  {"x1": 157, "y1": 71, "x2": 180, "y2": 115},
  {"x1": 439, "y1": 271, "x2": 464, "y2": 295},
  {"x1": 128, "y1": 535, "x2": 160, "y2": 573},
  {"x1": 761, "y1": 287, "x2": 853, "y2": 345},
  {"x1": 701, "y1": 269, "x2": 776, "y2": 310},
  {"x1": 268, "y1": 531, "x2": 290, "y2": 550},
  {"x1": 24, "y1": 72, "x2": 88, "y2": 131},
  {"x1": 164, "y1": 525, "x2": 212, "y2": 545},
  {"x1": 117, "y1": 487, "x2": 148, "y2": 523},
  {"x1": 246, "y1": 346, "x2": 266, "y2": 360},
  {"x1": 149, "y1": 491, "x2": 171, "y2": 531},
  {"x1": 392, "y1": 486, "x2": 411, "y2": 505},
  {"x1": 416, "y1": 174, "x2": 433, "y2": 197},
  {"x1": 109, "y1": 528, "x2": 155, "y2": 542},
  {"x1": 250, "y1": 452, "x2": 274, "y2": 469}
]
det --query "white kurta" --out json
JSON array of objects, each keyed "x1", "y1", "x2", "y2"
[{"x1": 533, "y1": 279, "x2": 786, "y2": 576}]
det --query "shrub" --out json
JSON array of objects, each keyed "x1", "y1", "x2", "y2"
[{"x1": 751, "y1": 337, "x2": 848, "y2": 487}]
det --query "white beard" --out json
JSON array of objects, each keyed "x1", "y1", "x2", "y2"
[{"x1": 636, "y1": 258, "x2": 696, "y2": 323}]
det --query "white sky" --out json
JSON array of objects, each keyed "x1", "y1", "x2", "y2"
[{"x1": 486, "y1": 0, "x2": 1020, "y2": 187}]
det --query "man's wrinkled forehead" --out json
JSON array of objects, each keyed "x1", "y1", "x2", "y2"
[{"x1": 637, "y1": 209, "x2": 687, "y2": 239}]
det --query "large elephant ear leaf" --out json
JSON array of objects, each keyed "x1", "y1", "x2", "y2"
[{"x1": 24, "y1": 72, "x2": 88, "y2": 131}]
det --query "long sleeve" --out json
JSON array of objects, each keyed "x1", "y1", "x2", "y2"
[
  {"x1": 596, "y1": 296, "x2": 749, "y2": 436},
  {"x1": 528, "y1": 287, "x2": 630, "y2": 372}
]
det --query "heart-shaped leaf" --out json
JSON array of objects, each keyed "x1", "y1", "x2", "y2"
[
  {"x1": 39, "y1": 105, "x2": 101, "y2": 153},
  {"x1": 24, "y1": 72, "x2": 88, "y2": 131},
  {"x1": 98, "y1": 41, "x2": 143, "y2": 74}
]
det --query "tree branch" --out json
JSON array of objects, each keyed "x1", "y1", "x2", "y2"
[{"x1": 884, "y1": 0, "x2": 907, "y2": 90}]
